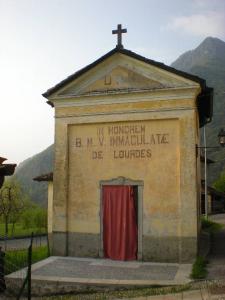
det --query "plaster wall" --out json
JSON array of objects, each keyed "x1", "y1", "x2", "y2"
[
  {"x1": 48, "y1": 182, "x2": 53, "y2": 234},
  {"x1": 52, "y1": 96, "x2": 199, "y2": 262},
  {"x1": 49, "y1": 53, "x2": 201, "y2": 262}
]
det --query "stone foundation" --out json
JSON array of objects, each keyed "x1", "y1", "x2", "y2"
[
  {"x1": 51, "y1": 232, "x2": 197, "y2": 262},
  {"x1": 68, "y1": 232, "x2": 99, "y2": 257}
]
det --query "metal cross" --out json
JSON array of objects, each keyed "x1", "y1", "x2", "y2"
[{"x1": 112, "y1": 24, "x2": 127, "y2": 48}]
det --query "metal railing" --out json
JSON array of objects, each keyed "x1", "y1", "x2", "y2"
[{"x1": 16, "y1": 232, "x2": 33, "y2": 300}]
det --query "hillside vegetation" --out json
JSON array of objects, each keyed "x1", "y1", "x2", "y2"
[
  {"x1": 171, "y1": 37, "x2": 225, "y2": 183},
  {"x1": 14, "y1": 145, "x2": 54, "y2": 206}
]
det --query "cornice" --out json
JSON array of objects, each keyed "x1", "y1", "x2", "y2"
[
  {"x1": 55, "y1": 106, "x2": 195, "y2": 119},
  {"x1": 52, "y1": 86, "x2": 200, "y2": 109}
]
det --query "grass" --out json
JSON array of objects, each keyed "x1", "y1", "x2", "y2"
[
  {"x1": 5, "y1": 245, "x2": 49, "y2": 274},
  {"x1": 190, "y1": 256, "x2": 208, "y2": 279},
  {"x1": 201, "y1": 217, "x2": 224, "y2": 234},
  {"x1": 0, "y1": 223, "x2": 46, "y2": 238},
  {"x1": 38, "y1": 284, "x2": 191, "y2": 299}
]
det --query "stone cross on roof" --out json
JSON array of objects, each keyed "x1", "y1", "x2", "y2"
[{"x1": 112, "y1": 24, "x2": 127, "y2": 49}]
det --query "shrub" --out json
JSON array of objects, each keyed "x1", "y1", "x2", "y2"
[
  {"x1": 201, "y1": 217, "x2": 223, "y2": 234},
  {"x1": 191, "y1": 256, "x2": 207, "y2": 279}
]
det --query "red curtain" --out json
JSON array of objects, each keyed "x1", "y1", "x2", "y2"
[{"x1": 103, "y1": 185, "x2": 137, "y2": 260}]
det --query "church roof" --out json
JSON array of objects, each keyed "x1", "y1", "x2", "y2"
[{"x1": 43, "y1": 47, "x2": 213, "y2": 127}]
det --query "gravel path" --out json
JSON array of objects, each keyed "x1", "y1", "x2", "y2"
[
  {"x1": 0, "y1": 236, "x2": 47, "y2": 250},
  {"x1": 207, "y1": 213, "x2": 225, "y2": 280}
]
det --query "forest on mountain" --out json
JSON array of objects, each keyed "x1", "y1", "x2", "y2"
[
  {"x1": 14, "y1": 144, "x2": 54, "y2": 207},
  {"x1": 171, "y1": 37, "x2": 225, "y2": 184}
]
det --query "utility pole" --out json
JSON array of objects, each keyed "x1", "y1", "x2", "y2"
[{"x1": 204, "y1": 126, "x2": 208, "y2": 219}]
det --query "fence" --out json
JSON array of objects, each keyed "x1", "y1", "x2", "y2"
[
  {"x1": 0, "y1": 232, "x2": 46, "y2": 299},
  {"x1": 0, "y1": 245, "x2": 6, "y2": 292},
  {"x1": 16, "y1": 233, "x2": 33, "y2": 300},
  {"x1": 0, "y1": 233, "x2": 47, "y2": 252}
]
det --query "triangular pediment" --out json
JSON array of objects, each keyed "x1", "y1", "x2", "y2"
[
  {"x1": 60, "y1": 65, "x2": 166, "y2": 96},
  {"x1": 48, "y1": 52, "x2": 200, "y2": 99}
]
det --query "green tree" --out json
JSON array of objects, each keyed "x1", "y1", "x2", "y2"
[
  {"x1": 21, "y1": 205, "x2": 47, "y2": 233},
  {"x1": 34, "y1": 208, "x2": 47, "y2": 232},
  {"x1": 213, "y1": 171, "x2": 225, "y2": 193},
  {"x1": 0, "y1": 179, "x2": 29, "y2": 236},
  {"x1": 21, "y1": 208, "x2": 35, "y2": 229}
]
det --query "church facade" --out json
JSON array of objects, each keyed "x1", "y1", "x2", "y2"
[{"x1": 43, "y1": 46, "x2": 212, "y2": 262}]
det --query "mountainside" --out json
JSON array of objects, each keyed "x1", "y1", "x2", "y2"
[
  {"x1": 171, "y1": 37, "x2": 225, "y2": 72},
  {"x1": 171, "y1": 36, "x2": 225, "y2": 183},
  {"x1": 15, "y1": 36, "x2": 225, "y2": 205},
  {"x1": 14, "y1": 145, "x2": 54, "y2": 207}
]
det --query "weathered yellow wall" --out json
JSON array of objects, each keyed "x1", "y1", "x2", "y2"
[
  {"x1": 49, "y1": 52, "x2": 201, "y2": 261},
  {"x1": 48, "y1": 181, "x2": 53, "y2": 234},
  {"x1": 68, "y1": 119, "x2": 179, "y2": 236},
  {"x1": 53, "y1": 104, "x2": 199, "y2": 236},
  {"x1": 52, "y1": 100, "x2": 199, "y2": 261}
]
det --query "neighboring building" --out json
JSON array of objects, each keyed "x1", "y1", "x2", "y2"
[
  {"x1": 201, "y1": 180, "x2": 225, "y2": 214},
  {"x1": 200, "y1": 155, "x2": 215, "y2": 166},
  {"x1": 199, "y1": 155, "x2": 224, "y2": 215},
  {"x1": 33, "y1": 172, "x2": 53, "y2": 245},
  {"x1": 0, "y1": 157, "x2": 16, "y2": 188},
  {"x1": 42, "y1": 42, "x2": 213, "y2": 262},
  {"x1": 200, "y1": 154, "x2": 212, "y2": 215}
]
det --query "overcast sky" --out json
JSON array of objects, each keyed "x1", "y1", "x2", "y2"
[{"x1": 1, "y1": 0, "x2": 225, "y2": 164}]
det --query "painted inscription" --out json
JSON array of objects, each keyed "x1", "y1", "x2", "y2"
[{"x1": 72, "y1": 124, "x2": 169, "y2": 160}]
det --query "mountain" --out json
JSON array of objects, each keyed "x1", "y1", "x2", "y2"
[
  {"x1": 171, "y1": 37, "x2": 225, "y2": 183},
  {"x1": 15, "y1": 37, "x2": 225, "y2": 205},
  {"x1": 14, "y1": 145, "x2": 54, "y2": 207},
  {"x1": 171, "y1": 37, "x2": 225, "y2": 72},
  {"x1": 171, "y1": 37, "x2": 225, "y2": 103}
]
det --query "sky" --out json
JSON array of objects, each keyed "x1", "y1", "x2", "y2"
[{"x1": 0, "y1": 0, "x2": 225, "y2": 164}]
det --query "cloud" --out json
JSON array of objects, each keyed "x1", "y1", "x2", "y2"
[
  {"x1": 193, "y1": 0, "x2": 225, "y2": 9},
  {"x1": 193, "y1": 0, "x2": 214, "y2": 8},
  {"x1": 164, "y1": 12, "x2": 225, "y2": 39}
]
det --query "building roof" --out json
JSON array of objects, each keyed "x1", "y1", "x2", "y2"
[
  {"x1": 0, "y1": 164, "x2": 17, "y2": 176},
  {"x1": 42, "y1": 47, "x2": 213, "y2": 127},
  {"x1": 201, "y1": 180, "x2": 225, "y2": 198},
  {"x1": 200, "y1": 155, "x2": 215, "y2": 164},
  {"x1": 0, "y1": 158, "x2": 17, "y2": 188},
  {"x1": 0, "y1": 157, "x2": 7, "y2": 164},
  {"x1": 33, "y1": 172, "x2": 53, "y2": 182}
]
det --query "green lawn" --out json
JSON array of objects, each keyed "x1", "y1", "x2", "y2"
[
  {"x1": 5, "y1": 245, "x2": 49, "y2": 275},
  {"x1": 0, "y1": 223, "x2": 46, "y2": 238}
]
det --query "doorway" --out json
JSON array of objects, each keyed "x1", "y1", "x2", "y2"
[
  {"x1": 103, "y1": 185, "x2": 137, "y2": 260},
  {"x1": 100, "y1": 177, "x2": 143, "y2": 260}
]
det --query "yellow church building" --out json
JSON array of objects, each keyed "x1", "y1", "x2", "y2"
[{"x1": 43, "y1": 27, "x2": 213, "y2": 263}]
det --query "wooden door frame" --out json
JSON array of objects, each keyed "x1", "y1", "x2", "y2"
[{"x1": 99, "y1": 176, "x2": 144, "y2": 260}]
